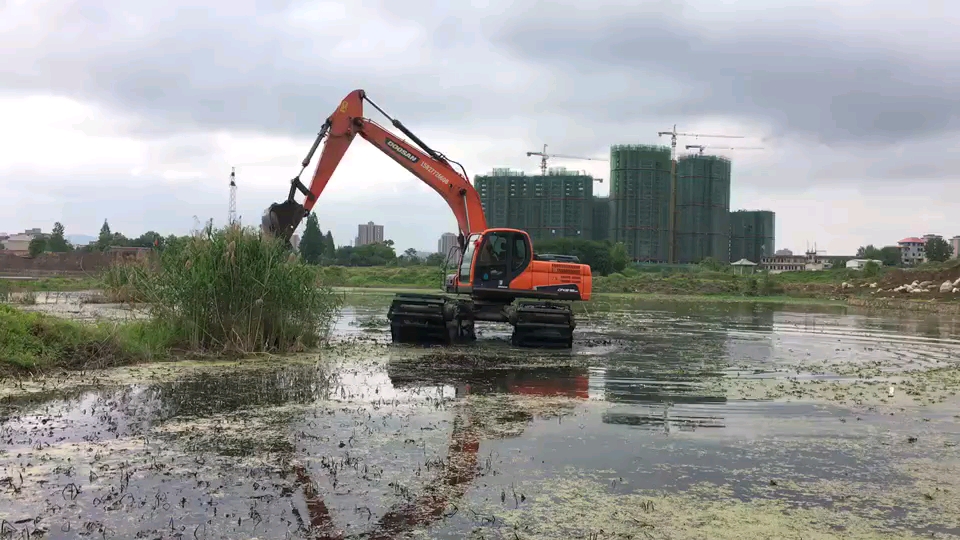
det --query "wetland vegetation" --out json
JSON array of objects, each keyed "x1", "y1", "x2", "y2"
[{"x1": 1, "y1": 226, "x2": 341, "y2": 374}]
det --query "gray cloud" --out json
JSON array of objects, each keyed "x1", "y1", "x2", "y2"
[
  {"x1": 486, "y1": 3, "x2": 960, "y2": 146},
  {"x1": 1, "y1": 0, "x2": 549, "y2": 139}
]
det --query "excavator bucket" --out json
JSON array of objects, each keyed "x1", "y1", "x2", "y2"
[{"x1": 261, "y1": 200, "x2": 306, "y2": 243}]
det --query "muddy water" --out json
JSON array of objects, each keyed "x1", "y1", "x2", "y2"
[{"x1": 3, "y1": 293, "x2": 960, "y2": 539}]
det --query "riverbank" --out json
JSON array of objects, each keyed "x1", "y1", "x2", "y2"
[{"x1": 0, "y1": 304, "x2": 169, "y2": 376}]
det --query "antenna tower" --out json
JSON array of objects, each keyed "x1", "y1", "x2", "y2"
[{"x1": 228, "y1": 167, "x2": 238, "y2": 226}]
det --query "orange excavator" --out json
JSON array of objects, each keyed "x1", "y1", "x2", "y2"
[{"x1": 261, "y1": 89, "x2": 592, "y2": 348}]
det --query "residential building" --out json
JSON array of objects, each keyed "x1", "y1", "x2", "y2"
[
  {"x1": 475, "y1": 167, "x2": 594, "y2": 242},
  {"x1": 591, "y1": 196, "x2": 611, "y2": 241},
  {"x1": 729, "y1": 210, "x2": 775, "y2": 264},
  {"x1": 951, "y1": 236, "x2": 960, "y2": 259},
  {"x1": 2, "y1": 234, "x2": 34, "y2": 254},
  {"x1": 438, "y1": 232, "x2": 458, "y2": 255},
  {"x1": 675, "y1": 154, "x2": 732, "y2": 263},
  {"x1": 846, "y1": 259, "x2": 883, "y2": 270},
  {"x1": 2, "y1": 228, "x2": 46, "y2": 255},
  {"x1": 760, "y1": 250, "x2": 825, "y2": 273},
  {"x1": 609, "y1": 144, "x2": 671, "y2": 262},
  {"x1": 761, "y1": 254, "x2": 805, "y2": 273},
  {"x1": 898, "y1": 237, "x2": 925, "y2": 266},
  {"x1": 355, "y1": 221, "x2": 384, "y2": 246}
]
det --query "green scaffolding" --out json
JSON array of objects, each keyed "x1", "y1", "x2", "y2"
[
  {"x1": 474, "y1": 170, "x2": 595, "y2": 242},
  {"x1": 609, "y1": 144, "x2": 672, "y2": 262},
  {"x1": 675, "y1": 155, "x2": 732, "y2": 263},
  {"x1": 729, "y1": 210, "x2": 775, "y2": 263}
]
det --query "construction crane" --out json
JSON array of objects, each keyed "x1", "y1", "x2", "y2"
[
  {"x1": 685, "y1": 144, "x2": 765, "y2": 156},
  {"x1": 657, "y1": 126, "x2": 745, "y2": 264},
  {"x1": 526, "y1": 144, "x2": 608, "y2": 180}
]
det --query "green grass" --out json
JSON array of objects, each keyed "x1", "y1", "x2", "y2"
[
  {"x1": 0, "y1": 275, "x2": 101, "y2": 292},
  {"x1": 315, "y1": 265, "x2": 446, "y2": 289},
  {"x1": 103, "y1": 225, "x2": 342, "y2": 354},
  {"x1": 0, "y1": 304, "x2": 169, "y2": 374}
]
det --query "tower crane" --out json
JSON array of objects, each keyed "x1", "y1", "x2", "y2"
[
  {"x1": 657, "y1": 126, "x2": 745, "y2": 264},
  {"x1": 526, "y1": 144, "x2": 608, "y2": 181},
  {"x1": 685, "y1": 144, "x2": 765, "y2": 156}
]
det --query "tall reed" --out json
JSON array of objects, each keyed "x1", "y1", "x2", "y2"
[{"x1": 105, "y1": 224, "x2": 341, "y2": 354}]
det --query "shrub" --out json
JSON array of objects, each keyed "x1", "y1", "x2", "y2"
[{"x1": 104, "y1": 225, "x2": 342, "y2": 354}]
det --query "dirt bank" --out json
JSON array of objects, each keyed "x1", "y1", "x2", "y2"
[{"x1": 847, "y1": 296, "x2": 960, "y2": 314}]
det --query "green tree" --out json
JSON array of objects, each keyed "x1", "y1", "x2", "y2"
[
  {"x1": 323, "y1": 231, "x2": 336, "y2": 260},
  {"x1": 299, "y1": 213, "x2": 324, "y2": 264},
  {"x1": 925, "y1": 237, "x2": 952, "y2": 263},
  {"x1": 28, "y1": 236, "x2": 47, "y2": 257},
  {"x1": 532, "y1": 238, "x2": 628, "y2": 276},
  {"x1": 856, "y1": 245, "x2": 882, "y2": 259},
  {"x1": 0, "y1": 242, "x2": 5, "y2": 251},
  {"x1": 610, "y1": 242, "x2": 629, "y2": 273},
  {"x1": 698, "y1": 256, "x2": 724, "y2": 272},
  {"x1": 879, "y1": 246, "x2": 901, "y2": 267},
  {"x1": 403, "y1": 247, "x2": 419, "y2": 260},
  {"x1": 862, "y1": 261, "x2": 881, "y2": 278},
  {"x1": 334, "y1": 242, "x2": 397, "y2": 266},
  {"x1": 425, "y1": 252, "x2": 447, "y2": 266},
  {"x1": 97, "y1": 219, "x2": 113, "y2": 251},
  {"x1": 47, "y1": 222, "x2": 72, "y2": 252},
  {"x1": 130, "y1": 231, "x2": 163, "y2": 248}
]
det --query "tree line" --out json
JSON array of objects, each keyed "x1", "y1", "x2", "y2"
[{"x1": 7, "y1": 216, "x2": 645, "y2": 276}]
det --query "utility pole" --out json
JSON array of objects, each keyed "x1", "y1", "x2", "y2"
[
  {"x1": 657, "y1": 126, "x2": 744, "y2": 264},
  {"x1": 228, "y1": 167, "x2": 237, "y2": 226},
  {"x1": 526, "y1": 144, "x2": 608, "y2": 180}
]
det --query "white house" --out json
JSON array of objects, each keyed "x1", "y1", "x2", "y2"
[
  {"x1": 898, "y1": 237, "x2": 925, "y2": 265},
  {"x1": 846, "y1": 258, "x2": 883, "y2": 270}
]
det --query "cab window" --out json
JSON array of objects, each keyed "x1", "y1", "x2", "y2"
[
  {"x1": 459, "y1": 234, "x2": 480, "y2": 281},
  {"x1": 511, "y1": 234, "x2": 528, "y2": 273}
]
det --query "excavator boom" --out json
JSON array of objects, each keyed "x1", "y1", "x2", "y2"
[{"x1": 262, "y1": 89, "x2": 485, "y2": 244}]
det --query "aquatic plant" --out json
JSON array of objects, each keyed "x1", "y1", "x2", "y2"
[{"x1": 104, "y1": 224, "x2": 342, "y2": 354}]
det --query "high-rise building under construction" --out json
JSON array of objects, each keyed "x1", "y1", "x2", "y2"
[
  {"x1": 474, "y1": 167, "x2": 594, "y2": 241},
  {"x1": 729, "y1": 210, "x2": 775, "y2": 262},
  {"x1": 675, "y1": 154, "x2": 732, "y2": 263},
  {"x1": 609, "y1": 144, "x2": 672, "y2": 261},
  {"x1": 591, "y1": 196, "x2": 611, "y2": 241}
]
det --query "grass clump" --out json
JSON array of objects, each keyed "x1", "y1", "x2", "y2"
[
  {"x1": 104, "y1": 225, "x2": 342, "y2": 354},
  {"x1": 0, "y1": 304, "x2": 165, "y2": 373}
]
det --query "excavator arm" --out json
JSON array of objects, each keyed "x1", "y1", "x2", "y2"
[{"x1": 262, "y1": 89, "x2": 487, "y2": 246}]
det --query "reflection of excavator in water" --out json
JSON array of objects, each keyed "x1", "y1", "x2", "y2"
[
  {"x1": 291, "y1": 363, "x2": 591, "y2": 539},
  {"x1": 261, "y1": 89, "x2": 592, "y2": 348}
]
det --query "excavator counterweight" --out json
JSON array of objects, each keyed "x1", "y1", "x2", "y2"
[{"x1": 263, "y1": 89, "x2": 592, "y2": 348}]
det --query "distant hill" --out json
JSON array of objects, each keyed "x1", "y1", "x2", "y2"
[{"x1": 67, "y1": 234, "x2": 96, "y2": 246}]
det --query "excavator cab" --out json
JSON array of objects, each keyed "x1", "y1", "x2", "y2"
[{"x1": 455, "y1": 230, "x2": 532, "y2": 295}]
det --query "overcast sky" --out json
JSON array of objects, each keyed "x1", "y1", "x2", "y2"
[{"x1": 2, "y1": 0, "x2": 957, "y2": 254}]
